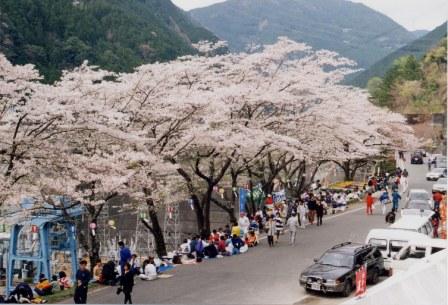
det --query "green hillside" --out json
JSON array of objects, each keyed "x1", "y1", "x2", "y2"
[
  {"x1": 346, "y1": 22, "x2": 447, "y2": 87},
  {"x1": 367, "y1": 37, "x2": 447, "y2": 114},
  {"x1": 0, "y1": 0, "x2": 218, "y2": 82},
  {"x1": 190, "y1": 0, "x2": 416, "y2": 68}
]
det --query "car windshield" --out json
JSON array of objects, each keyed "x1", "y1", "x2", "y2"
[
  {"x1": 408, "y1": 202, "x2": 430, "y2": 210},
  {"x1": 318, "y1": 252, "x2": 353, "y2": 268},
  {"x1": 436, "y1": 178, "x2": 447, "y2": 184},
  {"x1": 410, "y1": 192, "x2": 429, "y2": 200}
]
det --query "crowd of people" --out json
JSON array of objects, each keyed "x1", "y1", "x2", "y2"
[{"x1": 2, "y1": 184, "x2": 369, "y2": 304}]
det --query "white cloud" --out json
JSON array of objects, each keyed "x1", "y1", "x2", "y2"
[{"x1": 172, "y1": 0, "x2": 447, "y2": 30}]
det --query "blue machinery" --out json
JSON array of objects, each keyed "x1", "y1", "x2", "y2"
[{"x1": 6, "y1": 199, "x2": 83, "y2": 293}]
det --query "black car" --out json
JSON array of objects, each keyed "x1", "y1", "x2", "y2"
[
  {"x1": 299, "y1": 242, "x2": 385, "y2": 297},
  {"x1": 410, "y1": 152, "x2": 424, "y2": 164}
]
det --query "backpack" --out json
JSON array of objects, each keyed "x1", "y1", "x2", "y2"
[{"x1": 195, "y1": 240, "x2": 204, "y2": 253}]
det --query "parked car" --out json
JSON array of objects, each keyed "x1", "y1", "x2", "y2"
[
  {"x1": 432, "y1": 178, "x2": 447, "y2": 194},
  {"x1": 390, "y1": 213, "x2": 435, "y2": 237},
  {"x1": 407, "y1": 189, "x2": 432, "y2": 208},
  {"x1": 404, "y1": 199, "x2": 433, "y2": 211},
  {"x1": 426, "y1": 168, "x2": 447, "y2": 181},
  {"x1": 366, "y1": 228, "x2": 431, "y2": 263},
  {"x1": 410, "y1": 152, "x2": 424, "y2": 164},
  {"x1": 299, "y1": 242, "x2": 385, "y2": 297},
  {"x1": 386, "y1": 239, "x2": 447, "y2": 273}
]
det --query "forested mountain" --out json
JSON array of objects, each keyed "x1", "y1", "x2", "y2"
[
  {"x1": 367, "y1": 37, "x2": 447, "y2": 114},
  {"x1": 346, "y1": 22, "x2": 447, "y2": 87},
  {"x1": 190, "y1": 0, "x2": 416, "y2": 68},
  {"x1": 0, "y1": 0, "x2": 218, "y2": 82}
]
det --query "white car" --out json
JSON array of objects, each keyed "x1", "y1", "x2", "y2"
[
  {"x1": 407, "y1": 189, "x2": 432, "y2": 208},
  {"x1": 432, "y1": 178, "x2": 447, "y2": 194},
  {"x1": 426, "y1": 168, "x2": 447, "y2": 181},
  {"x1": 386, "y1": 239, "x2": 447, "y2": 273}
]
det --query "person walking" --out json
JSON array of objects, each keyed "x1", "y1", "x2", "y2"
[
  {"x1": 118, "y1": 241, "x2": 132, "y2": 275},
  {"x1": 238, "y1": 212, "x2": 250, "y2": 237},
  {"x1": 298, "y1": 201, "x2": 307, "y2": 229},
  {"x1": 379, "y1": 189, "x2": 389, "y2": 215},
  {"x1": 73, "y1": 260, "x2": 91, "y2": 304},
  {"x1": 274, "y1": 212, "x2": 284, "y2": 242},
  {"x1": 366, "y1": 192, "x2": 374, "y2": 215},
  {"x1": 265, "y1": 216, "x2": 276, "y2": 247},
  {"x1": 433, "y1": 191, "x2": 443, "y2": 211},
  {"x1": 307, "y1": 195, "x2": 317, "y2": 225},
  {"x1": 316, "y1": 201, "x2": 324, "y2": 225},
  {"x1": 391, "y1": 189, "x2": 401, "y2": 213},
  {"x1": 119, "y1": 263, "x2": 134, "y2": 304},
  {"x1": 286, "y1": 212, "x2": 300, "y2": 245}
]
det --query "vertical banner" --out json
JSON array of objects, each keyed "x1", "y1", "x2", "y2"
[
  {"x1": 355, "y1": 264, "x2": 367, "y2": 296},
  {"x1": 239, "y1": 188, "x2": 248, "y2": 213}
]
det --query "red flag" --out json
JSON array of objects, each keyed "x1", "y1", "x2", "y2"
[{"x1": 355, "y1": 264, "x2": 367, "y2": 296}]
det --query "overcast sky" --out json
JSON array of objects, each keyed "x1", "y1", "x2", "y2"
[{"x1": 171, "y1": 0, "x2": 447, "y2": 31}]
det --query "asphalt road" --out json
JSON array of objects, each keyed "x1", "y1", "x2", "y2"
[{"x1": 64, "y1": 154, "x2": 432, "y2": 305}]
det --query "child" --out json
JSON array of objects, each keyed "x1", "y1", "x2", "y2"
[
  {"x1": 119, "y1": 263, "x2": 134, "y2": 304},
  {"x1": 50, "y1": 275, "x2": 59, "y2": 291},
  {"x1": 34, "y1": 274, "x2": 53, "y2": 296},
  {"x1": 265, "y1": 216, "x2": 276, "y2": 247},
  {"x1": 379, "y1": 189, "x2": 389, "y2": 215},
  {"x1": 246, "y1": 231, "x2": 258, "y2": 247},
  {"x1": 58, "y1": 271, "x2": 71, "y2": 290}
]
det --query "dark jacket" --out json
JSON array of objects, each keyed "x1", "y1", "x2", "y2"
[
  {"x1": 120, "y1": 271, "x2": 134, "y2": 293},
  {"x1": 316, "y1": 203, "x2": 324, "y2": 216},
  {"x1": 76, "y1": 269, "x2": 91, "y2": 287},
  {"x1": 307, "y1": 199, "x2": 317, "y2": 211}
]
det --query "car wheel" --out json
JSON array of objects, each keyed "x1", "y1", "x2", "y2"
[
  {"x1": 370, "y1": 268, "x2": 379, "y2": 285},
  {"x1": 342, "y1": 280, "x2": 352, "y2": 297}
]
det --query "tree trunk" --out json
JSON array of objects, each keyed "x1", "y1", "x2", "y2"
[
  {"x1": 89, "y1": 220, "x2": 100, "y2": 271},
  {"x1": 187, "y1": 194, "x2": 202, "y2": 235},
  {"x1": 343, "y1": 160, "x2": 351, "y2": 181},
  {"x1": 148, "y1": 206, "x2": 167, "y2": 257},
  {"x1": 202, "y1": 186, "x2": 213, "y2": 236}
]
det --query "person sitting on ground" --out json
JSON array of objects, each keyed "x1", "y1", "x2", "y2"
[
  {"x1": 195, "y1": 237, "x2": 206, "y2": 261},
  {"x1": 189, "y1": 236, "x2": 198, "y2": 257},
  {"x1": 8, "y1": 283, "x2": 34, "y2": 303},
  {"x1": 92, "y1": 260, "x2": 103, "y2": 283},
  {"x1": 231, "y1": 222, "x2": 241, "y2": 239},
  {"x1": 204, "y1": 242, "x2": 218, "y2": 258},
  {"x1": 246, "y1": 231, "x2": 258, "y2": 247},
  {"x1": 179, "y1": 238, "x2": 191, "y2": 255},
  {"x1": 34, "y1": 274, "x2": 53, "y2": 296},
  {"x1": 102, "y1": 260, "x2": 119, "y2": 285},
  {"x1": 139, "y1": 258, "x2": 157, "y2": 281},
  {"x1": 50, "y1": 275, "x2": 59, "y2": 291},
  {"x1": 231, "y1": 234, "x2": 245, "y2": 255},
  {"x1": 209, "y1": 229, "x2": 220, "y2": 244},
  {"x1": 58, "y1": 271, "x2": 71, "y2": 290},
  {"x1": 224, "y1": 225, "x2": 231, "y2": 237},
  {"x1": 217, "y1": 235, "x2": 227, "y2": 254},
  {"x1": 130, "y1": 254, "x2": 141, "y2": 275}
]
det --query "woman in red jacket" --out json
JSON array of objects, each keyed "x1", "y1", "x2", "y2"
[{"x1": 366, "y1": 192, "x2": 374, "y2": 215}]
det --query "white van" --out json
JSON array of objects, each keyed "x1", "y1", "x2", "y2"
[
  {"x1": 365, "y1": 228, "x2": 431, "y2": 264},
  {"x1": 390, "y1": 214, "x2": 434, "y2": 236},
  {"x1": 387, "y1": 239, "x2": 447, "y2": 272}
]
